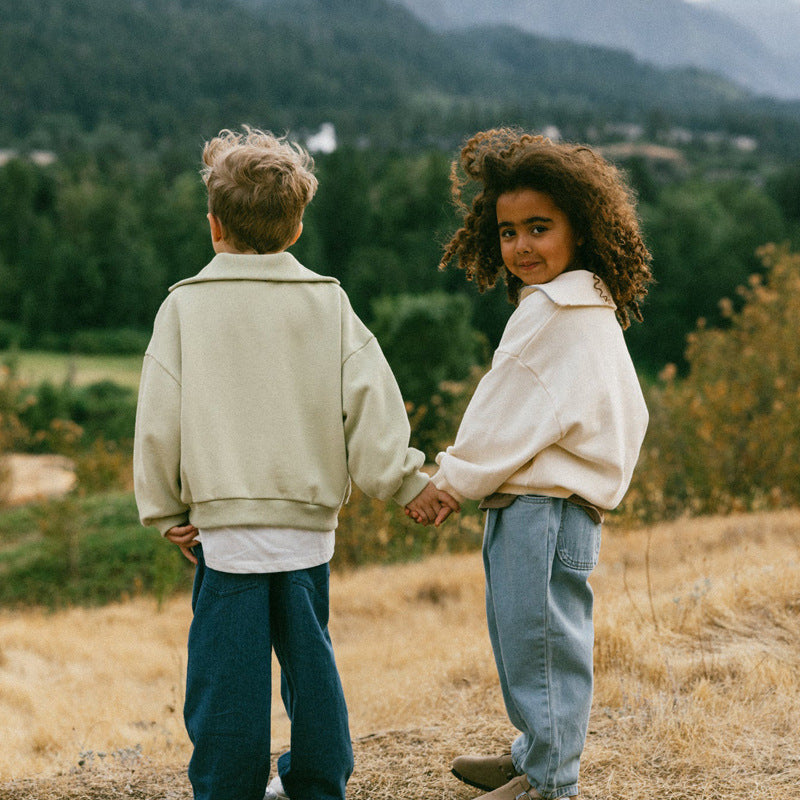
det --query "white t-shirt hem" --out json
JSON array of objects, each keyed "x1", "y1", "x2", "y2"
[{"x1": 198, "y1": 525, "x2": 335, "y2": 574}]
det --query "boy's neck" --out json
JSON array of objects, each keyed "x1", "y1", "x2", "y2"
[{"x1": 213, "y1": 241, "x2": 284, "y2": 256}]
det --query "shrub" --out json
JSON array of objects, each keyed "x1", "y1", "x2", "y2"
[
  {"x1": 69, "y1": 328, "x2": 150, "y2": 355},
  {"x1": 74, "y1": 438, "x2": 133, "y2": 493},
  {"x1": 619, "y1": 244, "x2": 800, "y2": 523},
  {"x1": 0, "y1": 493, "x2": 194, "y2": 608},
  {"x1": 0, "y1": 488, "x2": 485, "y2": 607},
  {"x1": 0, "y1": 365, "x2": 34, "y2": 503},
  {"x1": 67, "y1": 380, "x2": 137, "y2": 443},
  {"x1": 371, "y1": 292, "x2": 483, "y2": 405},
  {"x1": 18, "y1": 379, "x2": 137, "y2": 450},
  {"x1": 370, "y1": 292, "x2": 487, "y2": 458},
  {"x1": 0, "y1": 320, "x2": 26, "y2": 349},
  {"x1": 404, "y1": 365, "x2": 484, "y2": 460},
  {"x1": 333, "y1": 484, "x2": 484, "y2": 568}
]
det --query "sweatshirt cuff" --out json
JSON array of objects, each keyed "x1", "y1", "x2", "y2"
[
  {"x1": 391, "y1": 470, "x2": 431, "y2": 506},
  {"x1": 430, "y1": 470, "x2": 466, "y2": 504},
  {"x1": 146, "y1": 513, "x2": 191, "y2": 537}
]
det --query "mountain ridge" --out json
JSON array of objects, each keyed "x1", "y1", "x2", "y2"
[
  {"x1": 1, "y1": 0, "x2": 799, "y2": 155},
  {"x1": 699, "y1": 0, "x2": 800, "y2": 60},
  {"x1": 390, "y1": 0, "x2": 800, "y2": 99}
]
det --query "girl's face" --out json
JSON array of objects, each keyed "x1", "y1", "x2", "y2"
[{"x1": 496, "y1": 189, "x2": 580, "y2": 286}]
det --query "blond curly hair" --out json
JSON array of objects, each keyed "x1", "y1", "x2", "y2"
[
  {"x1": 440, "y1": 128, "x2": 652, "y2": 327},
  {"x1": 202, "y1": 126, "x2": 318, "y2": 254}
]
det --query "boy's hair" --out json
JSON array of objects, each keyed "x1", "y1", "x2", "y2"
[
  {"x1": 202, "y1": 127, "x2": 318, "y2": 254},
  {"x1": 440, "y1": 128, "x2": 653, "y2": 327}
]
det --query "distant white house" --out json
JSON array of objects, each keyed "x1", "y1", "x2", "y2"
[
  {"x1": 0, "y1": 149, "x2": 57, "y2": 167},
  {"x1": 306, "y1": 123, "x2": 337, "y2": 154},
  {"x1": 540, "y1": 125, "x2": 561, "y2": 141}
]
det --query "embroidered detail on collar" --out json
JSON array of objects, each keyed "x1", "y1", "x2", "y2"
[
  {"x1": 519, "y1": 271, "x2": 616, "y2": 309},
  {"x1": 593, "y1": 273, "x2": 612, "y2": 305}
]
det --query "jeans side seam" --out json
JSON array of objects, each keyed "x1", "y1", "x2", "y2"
[{"x1": 541, "y1": 499, "x2": 559, "y2": 789}]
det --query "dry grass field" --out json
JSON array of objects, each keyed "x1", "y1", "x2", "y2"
[{"x1": 0, "y1": 509, "x2": 798, "y2": 799}]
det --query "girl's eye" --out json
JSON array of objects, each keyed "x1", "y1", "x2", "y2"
[
  {"x1": 530, "y1": 225, "x2": 547, "y2": 235},
  {"x1": 500, "y1": 229, "x2": 515, "y2": 239}
]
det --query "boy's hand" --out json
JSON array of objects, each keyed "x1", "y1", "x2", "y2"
[
  {"x1": 405, "y1": 483, "x2": 460, "y2": 526},
  {"x1": 165, "y1": 523, "x2": 200, "y2": 564}
]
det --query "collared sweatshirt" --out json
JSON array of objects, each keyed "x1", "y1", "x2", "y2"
[
  {"x1": 134, "y1": 252, "x2": 429, "y2": 536},
  {"x1": 431, "y1": 270, "x2": 648, "y2": 510}
]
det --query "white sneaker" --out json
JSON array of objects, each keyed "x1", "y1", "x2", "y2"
[{"x1": 264, "y1": 775, "x2": 290, "y2": 800}]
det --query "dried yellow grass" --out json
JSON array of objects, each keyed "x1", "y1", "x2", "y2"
[{"x1": 0, "y1": 509, "x2": 799, "y2": 799}]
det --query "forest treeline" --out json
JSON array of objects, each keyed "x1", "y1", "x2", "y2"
[
  {"x1": 1, "y1": 142, "x2": 799, "y2": 380},
  {"x1": 4, "y1": 0, "x2": 800, "y2": 390}
]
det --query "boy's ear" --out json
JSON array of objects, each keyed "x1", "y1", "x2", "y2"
[
  {"x1": 287, "y1": 221, "x2": 303, "y2": 247},
  {"x1": 207, "y1": 213, "x2": 225, "y2": 243}
]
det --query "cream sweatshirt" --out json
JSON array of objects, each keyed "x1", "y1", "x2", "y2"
[
  {"x1": 431, "y1": 271, "x2": 648, "y2": 510},
  {"x1": 134, "y1": 252, "x2": 429, "y2": 535}
]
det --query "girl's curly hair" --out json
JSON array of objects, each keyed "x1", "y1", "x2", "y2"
[{"x1": 440, "y1": 128, "x2": 653, "y2": 327}]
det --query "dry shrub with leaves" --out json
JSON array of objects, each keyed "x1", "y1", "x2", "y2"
[{"x1": 620, "y1": 244, "x2": 800, "y2": 523}]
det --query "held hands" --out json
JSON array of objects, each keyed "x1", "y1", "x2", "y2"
[
  {"x1": 165, "y1": 523, "x2": 200, "y2": 564},
  {"x1": 165, "y1": 486, "x2": 460, "y2": 562},
  {"x1": 405, "y1": 482, "x2": 460, "y2": 527}
]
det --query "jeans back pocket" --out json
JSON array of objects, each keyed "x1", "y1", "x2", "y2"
[{"x1": 556, "y1": 501, "x2": 602, "y2": 572}]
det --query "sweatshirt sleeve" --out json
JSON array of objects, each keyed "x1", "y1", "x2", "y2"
[
  {"x1": 341, "y1": 335, "x2": 429, "y2": 507},
  {"x1": 133, "y1": 352, "x2": 189, "y2": 535},
  {"x1": 431, "y1": 352, "x2": 563, "y2": 502}
]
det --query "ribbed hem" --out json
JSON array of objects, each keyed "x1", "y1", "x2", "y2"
[{"x1": 189, "y1": 498, "x2": 341, "y2": 532}]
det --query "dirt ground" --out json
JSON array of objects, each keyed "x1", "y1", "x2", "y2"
[{"x1": 1, "y1": 454, "x2": 76, "y2": 506}]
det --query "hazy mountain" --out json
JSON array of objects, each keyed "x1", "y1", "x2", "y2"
[
  {"x1": 696, "y1": 0, "x2": 800, "y2": 59},
  {"x1": 391, "y1": 0, "x2": 800, "y2": 99},
  {"x1": 2, "y1": 0, "x2": 800, "y2": 156}
]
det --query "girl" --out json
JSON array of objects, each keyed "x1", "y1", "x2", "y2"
[{"x1": 426, "y1": 128, "x2": 652, "y2": 799}]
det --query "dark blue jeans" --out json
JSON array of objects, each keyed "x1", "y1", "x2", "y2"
[{"x1": 185, "y1": 547, "x2": 353, "y2": 800}]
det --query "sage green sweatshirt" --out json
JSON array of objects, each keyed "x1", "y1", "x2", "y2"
[{"x1": 134, "y1": 252, "x2": 429, "y2": 536}]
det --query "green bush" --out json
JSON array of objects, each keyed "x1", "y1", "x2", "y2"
[
  {"x1": 69, "y1": 328, "x2": 150, "y2": 355},
  {"x1": 0, "y1": 363, "x2": 34, "y2": 455},
  {"x1": 0, "y1": 493, "x2": 193, "y2": 608},
  {"x1": 0, "y1": 320, "x2": 26, "y2": 349},
  {"x1": 370, "y1": 292, "x2": 487, "y2": 458},
  {"x1": 68, "y1": 380, "x2": 137, "y2": 442},
  {"x1": 19, "y1": 379, "x2": 137, "y2": 449},
  {"x1": 0, "y1": 489, "x2": 485, "y2": 608}
]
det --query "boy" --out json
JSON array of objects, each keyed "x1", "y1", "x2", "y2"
[{"x1": 133, "y1": 127, "x2": 457, "y2": 800}]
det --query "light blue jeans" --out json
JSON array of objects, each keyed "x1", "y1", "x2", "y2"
[{"x1": 483, "y1": 495, "x2": 601, "y2": 800}]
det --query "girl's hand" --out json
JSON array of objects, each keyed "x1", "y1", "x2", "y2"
[{"x1": 405, "y1": 484, "x2": 460, "y2": 526}]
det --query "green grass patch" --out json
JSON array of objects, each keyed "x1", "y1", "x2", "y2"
[
  {"x1": 1, "y1": 350, "x2": 143, "y2": 390},
  {"x1": 0, "y1": 492, "x2": 193, "y2": 608}
]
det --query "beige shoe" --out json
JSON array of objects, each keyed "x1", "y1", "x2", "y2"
[
  {"x1": 451, "y1": 753, "x2": 521, "y2": 792},
  {"x1": 472, "y1": 774, "x2": 542, "y2": 800}
]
